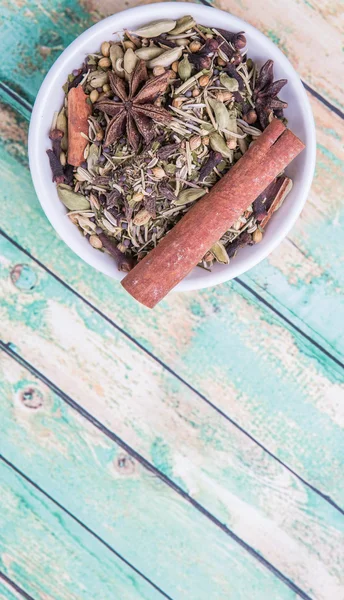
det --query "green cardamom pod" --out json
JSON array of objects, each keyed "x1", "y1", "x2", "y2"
[
  {"x1": 178, "y1": 55, "x2": 192, "y2": 81},
  {"x1": 209, "y1": 132, "x2": 233, "y2": 158},
  {"x1": 174, "y1": 188, "x2": 206, "y2": 205},
  {"x1": 147, "y1": 46, "x2": 183, "y2": 69},
  {"x1": 208, "y1": 99, "x2": 230, "y2": 131},
  {"x1": 220, "y1": 72, "x2": 239, "y2": 92},
  {"x1": 57, "y1": 185, "x2": 91, "y2": 211},
  {"x1": 169, "y1": 15, "x2": 196, "y2": 35},
  {"x1": 210, "y1": 241, "x2": 229, "y2": 264},
  {"x1": 135, "y1": 46, "x2": 165, "y2": 60},
  {"x1": 110, "y1": 45, "x2": 124, "y2": 77},
  {"x1": 124, "y1": 48, "x2": 138, "y2": 79},
  {"x1": 132, "y1": 19, "x2": 176, "y2": 38},
  {"x1": 89, "y1": 70, "x2": 109, "y2": 88},
  {"x1": 56, "y1": 108, "x2": 68, "y2": 151}
]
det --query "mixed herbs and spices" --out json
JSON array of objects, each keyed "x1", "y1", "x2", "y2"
[{"x1": 48, "y1": 15, "x2": 292, "y2": 272}]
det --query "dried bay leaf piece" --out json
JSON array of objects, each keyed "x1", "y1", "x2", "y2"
[
  {"x1": 132, "y1": 19, "x2": 177, "y2": 38},
  {"x1": 147, "y1": 46, "x2": 183, "y2": 69},
  {"x1": 169, "y1": 15, "x2": 196, "y2": 35},
  {"x1": 174, "y1": 188, "x2": 206, "y2": 205},
  {"x1": 57, "y1": 184, "x2": 91, "y2": 211},
  {"x1": 210, "y1": 241, "x2": 229, "y2": 264},
  {"x1": 220, "y1": 72, "x2": 239, "y2": 92}
]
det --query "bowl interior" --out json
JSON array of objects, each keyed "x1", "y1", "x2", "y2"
[{"x1": 29, "y1": 2, "x2": 316, "y2": 292}]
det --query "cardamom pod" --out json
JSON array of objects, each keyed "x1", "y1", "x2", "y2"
[
  {"x1": 135, "y1": 46, "x2": 165, "y2": 60},
  {"x1": 210, "y1": 241, "x2": 229, "y2": 264},
  {"x1": 209, "y1": 132, "x2": 233, "y2": 158},
  {"x1": 132, "y1": 19, "x2": 177, "y2": 38},
  {"x1": 87, "y1": 143, "x2": 100, "y2": 174},
  {"x1": 174, "y1": 188, "x2": 206, "y2": 205},
  {"x1": 89, "y1": 70, "x2": 109, "y2": 88},
  {"x1": 57, "y1": 185, "x2": 91, "y2": 211},
  {"x1": 124, "y1": 48, "x2": 138, "y2": 79},
  {"x1": 208, "y1": 99, "x2": 230, "y2": 131},
  {"x1": 133, "y1": 208, "x2": 152, "y2": 226},
  {"x1": 178, "y1": 55, "x2": 192, "y2": 81},
  {"x1": 220, "y1": 72, "x2": 239, "y2": 92},
  {"x1": 56, "y1": 108, "x2": 68, "y2": 151},
  {"x1": 147, "y1": 46, "x2": 183, "y2": 69},
  {"x1": 110, "y1": 44, "x2": 124, "y2": 77},
  {"x1": 169, "y1": 15, "x2": 196, "y2": 35}
]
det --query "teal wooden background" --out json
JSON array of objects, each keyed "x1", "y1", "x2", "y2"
[{"x1": 0, "y1": 0, "x2": 343, "y2": 599}]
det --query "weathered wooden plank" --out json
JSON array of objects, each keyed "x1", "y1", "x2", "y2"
[
  {"x1": 0, "y1": 578, "x2": 27, "y2": 600},
  {"x1": 0, "y1": 99, "x2": 343, "y2": 500},
  {"x1": 243, "y1": 93, "x2": 344, "y2": 358},
  {"x1": 0, "y1": 0, "x2": 342, "y2": 109},
  {"x1": 0, "y1": 356, "x2": 303, "y2": 600},
  {"x1": 1, "y1": 238, "x2": 344, "y2": 600},
  {"x1": 0, "y1": 465, "x2": 168, "y2": 600}
]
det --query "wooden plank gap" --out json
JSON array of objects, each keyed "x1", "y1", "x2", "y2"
[
  {"x1": 0, "y1": 573, "x2": 35, "y2": 600},
  {"x1": 0, "y1": 455, "x2": 173, "y2": 600},
  {"x1": 0, "y1": 347, "x2": 324, "y2": 600},
  {"x1": 1, "y1": 229, "x2": 344, "y2": 519}
]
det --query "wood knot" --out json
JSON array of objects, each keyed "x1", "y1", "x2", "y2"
[
  {"x1": 10, "y1": 264, "x2": 37, "y2": 291},
  {"x1": 19, "y1": 386, "x2": 44, "y2": 409},
  {"x1": 115, "y1": 453, "x2": 136, "y2": 475}
]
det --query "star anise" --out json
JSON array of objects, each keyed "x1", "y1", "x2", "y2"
[
  {"x1": 253, "y1": 60, "x2": 288, "y2": 129},
  {"x1": 94, "y1": 60, "x2": 172, "y2": 150}
]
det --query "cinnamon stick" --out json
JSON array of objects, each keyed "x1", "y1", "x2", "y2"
[
  {"x1": 67, "y1": 86, "x2": 91, "y2": 167},
  {"x1": 122, "y1": 120, "x2": 305, "y2": 308}
]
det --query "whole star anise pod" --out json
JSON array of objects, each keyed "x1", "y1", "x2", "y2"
[
  {"x1": 95, "y1": 60, "x2": 172, "y2": 150},
  {"x1": 253, "y1": 60, "x2": 288, "y2": 129}
]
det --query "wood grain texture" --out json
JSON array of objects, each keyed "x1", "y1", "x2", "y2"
[
  {"x1": 0, "y1": 356, "x2": 303, "y2": 600},
  {"x1": 0, "y1": 103, "x2": 343, "y2": 503},
  {"x1": 0, "y1": 465, "x2": 167, "y2": 600},
  {"x1": 0, "y1": 0, "x2": 342, "y2": 109},
  {"x1": 1, "y1": 238, "x2": 344, "y2": 599},
  {"x1": 0, "y1": 578, "x2": 27, "y2": 600}
]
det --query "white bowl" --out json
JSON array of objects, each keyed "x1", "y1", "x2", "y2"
[{"x1": 29, "y1": 2, "x2": 316, "y2": 292}]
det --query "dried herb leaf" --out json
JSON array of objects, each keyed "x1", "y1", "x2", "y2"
[{"x1": 133, "y1": 208, "x2": 152, "y2": 225}]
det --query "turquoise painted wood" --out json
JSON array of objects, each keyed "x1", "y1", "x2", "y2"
[
  {"x1": 0, "y1": 578, "x2": 25, "y2": 600},
  {"x1": 1, "y1": 1, "x2": 344, "y2": 599},
  {"x1": 1, "y1": 281, "x2": 344, "y2": 598},
  {"x1": 0, "y1": 460, "x2": 167, "y2": 600},
  {"x1": 0, "y1": 356, "x2": 303, "y2": 600},
  {"x1": 0, "y1": 111, "x2": 343, "y2": 506}
]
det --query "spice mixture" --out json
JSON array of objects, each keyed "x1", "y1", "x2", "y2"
[{"x1": 48, "y1": 15, "x2": 292, "y2": 272}]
